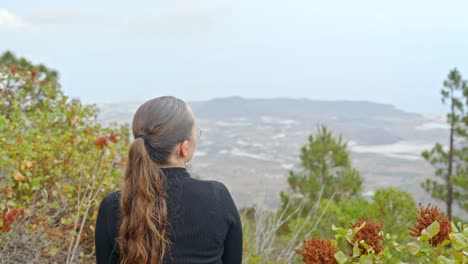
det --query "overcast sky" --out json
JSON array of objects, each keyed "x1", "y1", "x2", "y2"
[{"x1": 1, "y1": 0, "x2": 467, "y2": 114}]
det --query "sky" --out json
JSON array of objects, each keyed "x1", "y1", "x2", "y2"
[{"x1": 1, "y1": 0, "x2": 467, "y2": 114}]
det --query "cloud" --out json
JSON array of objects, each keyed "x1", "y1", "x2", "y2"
[
  {"x1": 27, "y1": 6, "x2": 113, "y2": 25},
  {"x1": 126, "y1": 8, "x2": 216, "y2": 38},
  {"x1": 0, "y1": 9, "x2": 24, "y2": 27},
  {"x1": 18, "y1": 3, "x2": 218, "y2": 39},
  {"x1": 1, "y1": 0, "x2": 225, "y2": 41},
  {"x1": 124, "y1": 0, "x2": 226, "y2": 39}
]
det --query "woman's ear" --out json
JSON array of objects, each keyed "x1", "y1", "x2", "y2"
[{"x1": 178, "y1": 140, "x2": 189, "y2": 157}]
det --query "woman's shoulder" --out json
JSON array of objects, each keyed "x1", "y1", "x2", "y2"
[
  {"x1": 203, "y1": 181, "x2": 238, "y2": 218},
  {"x1": 187, "y1": 178, "x2": 229, "y2": 192},
  {"x1": 203, "y1": 180, "x2": 235, "y2": 204},
  {"x1": 182, "y1": 178, "x2": 231, "y2": 199},
  {"x1": 99, "y1": 191, "x2": 120, "y2": 210},
  {"x1": 206, "y1": 180, "x2": 230, "y2": 194}
]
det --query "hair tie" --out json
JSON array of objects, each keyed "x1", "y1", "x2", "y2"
[{"x1": 137, "y1": 134, "x2": 149, "y2": 145}]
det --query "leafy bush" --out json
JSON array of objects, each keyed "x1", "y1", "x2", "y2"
[
  {"x1": 296, "y1": 204, "x2": 468, "y2": 264},
  {"x1": 0, "y1": 51, "x2": 129, "y2": 263}
]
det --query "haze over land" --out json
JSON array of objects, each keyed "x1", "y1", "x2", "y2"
[{"x1": 98, "y1": 97, "x2": 448, "y2": 209}]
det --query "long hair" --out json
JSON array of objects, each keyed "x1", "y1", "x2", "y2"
[{"x1": 118, "y1": 96, "x2": 194, "y2": 264}]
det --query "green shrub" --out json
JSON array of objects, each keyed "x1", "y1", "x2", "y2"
[{"x1": 0, "y1": 52, "x2": 129, "y2": 263}]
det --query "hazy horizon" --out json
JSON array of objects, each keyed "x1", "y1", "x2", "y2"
[
  {"x1": 1, "y1": 0, "x2": 467, "y2": 114},
  {"x1": 96, "y1": 96, "x2": 446, "y2": 116}
]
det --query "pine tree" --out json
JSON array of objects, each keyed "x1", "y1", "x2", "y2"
[
  {"x1": 281, "y1": 126, "x2": 362, "y2": 210},
  {"x1": 422, "y1": 68, "x2": 468, "y2": 219}
]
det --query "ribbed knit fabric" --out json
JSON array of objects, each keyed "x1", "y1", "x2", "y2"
[{"x1": 95, "y1": 167, "x2": 243, "y2": 264}]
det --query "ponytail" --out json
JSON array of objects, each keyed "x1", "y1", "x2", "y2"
[{"x1": 118, "y1": 137, "x2": 169, "y2": 264}]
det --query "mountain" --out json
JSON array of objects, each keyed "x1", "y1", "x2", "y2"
[{"x1": 191, "y1": 96, "x2": 421, "y2": 120}]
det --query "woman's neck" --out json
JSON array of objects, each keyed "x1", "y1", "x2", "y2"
[{"x1": 159, "y1": 161, "x2": 186, "y2": 169}]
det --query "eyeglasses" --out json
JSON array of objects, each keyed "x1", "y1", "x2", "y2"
[{"x1": 195, "y1": 127, "x2": 203, "y2": 139}]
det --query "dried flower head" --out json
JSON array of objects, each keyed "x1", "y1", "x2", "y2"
[
  {"x1": 350, "y1": 218, "x2": 384, "y2": 254},
  {"x1": 94, "y1": 136, "x2": 108, "y2": 148},
  {"x1": 409, "y1": 203, "x2": 450, "y2": 247},
  {"x1": 29, "y1": 68, "x2": 37, "y2": 79},
  {"x1": 9, "y1": 64, "x2": 17, "y2": 74},
  {"x1": 296, "y1": 238, "x2": 338, "y2": 264},
  {"x1": 2, "y1": 187, "x2": 12, "y2": 196},
  {"x1": 109, "y1": 133, "x2": 118, "y2": 143}
]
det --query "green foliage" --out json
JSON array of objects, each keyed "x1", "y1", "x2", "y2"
[
  {"x1": 291, "y1": 188, "x2": 416, "y2": 243},
  {"x1": 312, "y1": 198, "x2": 374, "y2": 239},
  {"x1": 373, "y1": 188, "x2": 417, "y2": 240},
  {"x1": 422, "y1": 68, "x2": 468, "y2": 218},
  {"x1": 0, "y1": 51, "x2": 129, "y2": 262},
  {"x1": 308, "y1": 220, "x2": 468, "y2": 264},
  {"x1": 0, "y1": 51, "x2": 59, "y2": 119},
  {"x1": 281, "y1": 126, "x2": 362, "y2": 212}
]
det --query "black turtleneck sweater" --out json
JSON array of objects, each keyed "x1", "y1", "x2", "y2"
[{"x1": 95, "y1": 167, "x2": 243, "y2": 264}]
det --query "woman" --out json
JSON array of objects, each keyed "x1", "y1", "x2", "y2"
[{"x1": 95, "y1": 96, "x2": 243, "y2": 264}]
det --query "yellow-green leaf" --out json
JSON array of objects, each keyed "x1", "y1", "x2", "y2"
[{"x1": 13, "y1": 171, "x2": 26, "y2": 182}]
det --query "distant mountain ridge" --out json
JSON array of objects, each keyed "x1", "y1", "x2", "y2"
[
  {"x1": 189, "y1": 96, "x2": 421, "y2": 120},
  {"x1": 97, "y1": 96, "x2": 422, "y2": 125}
]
